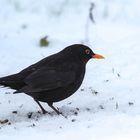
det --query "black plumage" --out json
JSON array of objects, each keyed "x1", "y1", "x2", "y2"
[{"x1": 0, "y1": 44, "x2": 104, "y2": 114}]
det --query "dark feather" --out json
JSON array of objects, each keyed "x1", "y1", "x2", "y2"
[{"x1": 15, "y1": 67, "x2": 75, "y2": 93}]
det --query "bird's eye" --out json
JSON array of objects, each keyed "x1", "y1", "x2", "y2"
[{"x1": 85, "y1": 49, "x2": 90, "y2": 54}]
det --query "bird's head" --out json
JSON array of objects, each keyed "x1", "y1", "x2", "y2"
[{"x1": 62, "y1": 44, "x2": 105, "y2": 63}]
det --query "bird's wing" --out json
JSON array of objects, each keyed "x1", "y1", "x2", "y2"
[{"x1": 16, "y1": 67, "x2": 76, "y2": 93}]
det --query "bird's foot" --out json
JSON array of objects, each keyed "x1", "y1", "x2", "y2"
[
  {"x1": 56, "y1": 109, "x2": 67, "y2": 118},
  {"x1": 54, "y1": 108, "x2": 62, "y2": 115},
  {"x1": 42, "y1": 109, "x2": 50, "y2": 115},
  {"x1": 60, "y1": 113, "x2": 67, "y2": 119},
  {"x1": 47, "y1": 103, "x2": 67, "y2": 118}
]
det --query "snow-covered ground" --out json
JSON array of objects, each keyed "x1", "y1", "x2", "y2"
[{"x1": 0, "y1": 0, "x2": 140, "y2": 139}]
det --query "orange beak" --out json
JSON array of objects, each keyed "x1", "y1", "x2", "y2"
[{"x1": 92, "y1": 54, "x2": 105, "y2": 59}]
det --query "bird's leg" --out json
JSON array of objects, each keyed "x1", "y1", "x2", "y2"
[
  {"x1": 34, "y1": 99, "x2": 49, "y2": 114},
  {"x1": 47, "y1": 102, "x2": 62, "y2": 115}
]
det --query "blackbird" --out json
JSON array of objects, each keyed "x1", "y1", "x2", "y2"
[{"x1": 0, "y1": 44, "x2": 104, "y2": 115}]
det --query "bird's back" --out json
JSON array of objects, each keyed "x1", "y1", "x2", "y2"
[{"x1": 0, "y1": 50, "x2": 85, "y2": 92}]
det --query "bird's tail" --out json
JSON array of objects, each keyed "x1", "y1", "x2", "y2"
[{"x1": 0, "y1": 74, "x2": 24, "y2": 90}]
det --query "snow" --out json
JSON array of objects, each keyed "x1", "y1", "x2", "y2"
[{"x1": 0, "y1": 0, "x2": 140, "y2": 139}]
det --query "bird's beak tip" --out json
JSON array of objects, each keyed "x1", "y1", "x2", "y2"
[{"x1": 92, "y1": 54, "x2": 105, "y2": 59}]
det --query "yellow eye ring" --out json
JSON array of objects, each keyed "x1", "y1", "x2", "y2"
[{"x1": 85, "y1": 49, "x2": 90, "y2": 54}]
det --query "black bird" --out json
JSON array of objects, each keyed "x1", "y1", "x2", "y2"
[{"x1": 0, "y1": 44, "x2": 104, "y2": 115}]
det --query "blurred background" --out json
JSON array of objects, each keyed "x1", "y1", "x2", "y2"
[{"x1": 1, "y1": 0, "x2": 140, "y2": 46}]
